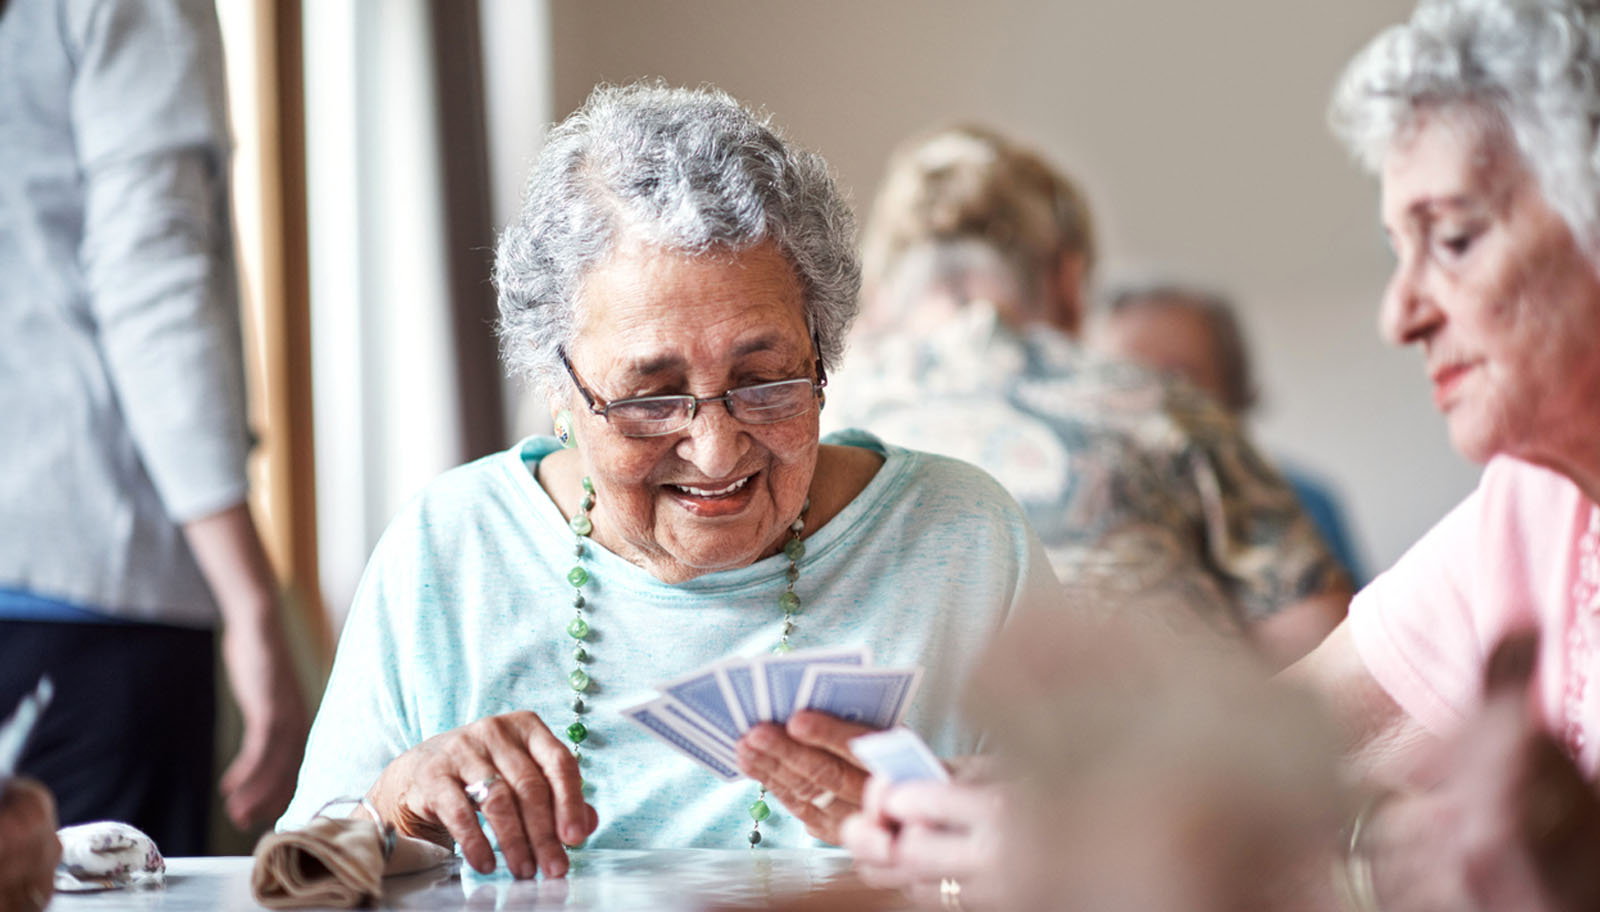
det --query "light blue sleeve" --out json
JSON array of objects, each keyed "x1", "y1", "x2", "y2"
[
  {"x1": 278, "y1": 521, "x2": 423, "y2": 830},
  {"x1": 1011, "y1": 518, "x2": 1065, "y2": 618}
]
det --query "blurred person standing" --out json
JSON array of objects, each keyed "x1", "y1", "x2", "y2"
[
  {"x1": 0, "y1": 0, "x2": 307, "y2": 853},
  {"x1": 830, "y1": 126, "x2": 1351, "y2": 666},
  {"x1": 1094, "y1": 284, "x2": 1366, "y2": 582}
]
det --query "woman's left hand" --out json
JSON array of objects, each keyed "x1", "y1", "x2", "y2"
[
  {"x1": 737, "y1": 710, "x2": 878, "y2": 844},
  {"x1": 842, "y1": 776, "x2": 1010, "y2": 909}
]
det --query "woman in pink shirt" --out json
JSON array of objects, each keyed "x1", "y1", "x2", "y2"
[
  {"x1": 844, "y1": 0, "x2": 1600, "y2": 908},
  {"x1": 1284, "y1": 0, "x2": 1600, "y2": 906}
]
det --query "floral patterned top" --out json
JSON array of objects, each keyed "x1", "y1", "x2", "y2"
[{"x1": 827, "y1": 305, "x2": 1350, "y2": 632}]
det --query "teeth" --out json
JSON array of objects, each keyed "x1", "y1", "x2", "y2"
[{"x1": 674, "y1": 476, "x2": 751, "y2": 497}]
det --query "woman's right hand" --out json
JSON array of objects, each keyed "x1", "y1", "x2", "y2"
[
  {"x1": 0, "y1": 778, "x2": 61, "y2": 912},
  {"x1": 366, "y1": 711, "x2": 596, "y2": 879}
]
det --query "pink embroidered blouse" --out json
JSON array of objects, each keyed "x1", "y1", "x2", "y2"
[{"x1": 1349, "y1": 456, "x2": 1600, "y2": 773}]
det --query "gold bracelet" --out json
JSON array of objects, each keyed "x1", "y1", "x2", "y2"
[{"x1": 1331, "y1": 791, "x2": 1388, "y2": 912}]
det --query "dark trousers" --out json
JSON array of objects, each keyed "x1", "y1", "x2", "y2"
[{"x1": 0, "y1": 619, "x2": 216, "y2": 855}]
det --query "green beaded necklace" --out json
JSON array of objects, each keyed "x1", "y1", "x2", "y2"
[{"x1": 562, "y1": 475, "x2": 809, "y2": 847}]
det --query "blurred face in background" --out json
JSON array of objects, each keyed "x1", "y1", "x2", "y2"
[
  {"x1": 1379, "y1": 110, "x2": 1600, "y2": 468},
  {"x1": 1094, "y1": 300, "x2": 1232, "y2": 410}
]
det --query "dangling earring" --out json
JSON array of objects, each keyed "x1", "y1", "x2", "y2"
[{"x1": 555, "y1": 409, "x2": 577, "y2": 448}]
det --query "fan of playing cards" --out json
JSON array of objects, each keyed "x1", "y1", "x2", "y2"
[{"x1": 621, "y1": 646, "x2": 923, "y2": 782}]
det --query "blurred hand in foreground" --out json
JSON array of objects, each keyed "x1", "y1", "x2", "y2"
[
  {"x1": 1362, "y1": 632, "x2": 1600, "y2": 912},
  {"x1": 844, "y1": 598, "x2": 1345, "y2": 911},
  {"x1": 0, "y1": 778, "x2": 61, "y2": 912}
]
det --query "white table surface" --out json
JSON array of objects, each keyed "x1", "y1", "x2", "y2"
[{"x1": 46, "y1": 849, "x2": 905, "y2": 911}]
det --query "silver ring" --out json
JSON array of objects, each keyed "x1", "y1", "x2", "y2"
[
  {"x1": 464, "y1": 773, "x2": 502, "y2": 806},
  {"x1": 940, "y1": 877, "x2": 963, "y2": 910},
  {"x1": 810, "y1": 789, "x2": 835, "y2": 810}
]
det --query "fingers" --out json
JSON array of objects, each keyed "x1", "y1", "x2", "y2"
[
  {"x1": 859, "y1": 776, "x2": 895, "y2": 827},
  {"x1": 220, "y1": 735, "x2": 293, "y2": 830},
  {"x1": 839, "y1": 809, "x2": 896, "y2": 868},
  {"x1": 739, "y1": 723, "x2": 870, "y2": 842},
  {"x1": 891, "y1": 821, "x2": 985, "y2": 881},
  {"x1": 763, "y1": 768, "x2": 859, "y2": 843},
  {"x1": 482, "y1": 718, "x2": 578, "y2": 879},
  {"x1": 524, "y1": 722, "x2": 592, "y2": 847},
  {"x1": 472, "y1": 713, "x2": 587, "y2": 879},
  {"x1": 880, "y1": 781, "x2": 1000, "y2": 832},
  {"x1": 435, "y1": 758, "x2": 502, "y2": 875},
  {"x1": 1483, "y1": 630, "x2": 1539, "y2": 696},
  {"x1": 745, "y1": 719, "x2": 870, "y2": 802},
  {"x1": 369, "y1": 711, "x2": 592, "y2": 881},
  {"x1": 219, "y1": 692, "x2": 307, "y2": 830},
  {"x1": 786, "y1": 711, "x2": 879, "y2": 767},
  {"x1": 471, "y1": 756, "x2": 540, "y2": 880}
]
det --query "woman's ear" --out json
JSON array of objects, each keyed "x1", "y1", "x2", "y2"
[{"x1": 1050, "y1": 251, "x2": 1089, "y2": 339}]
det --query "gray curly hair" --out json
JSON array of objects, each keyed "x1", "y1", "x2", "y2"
[
  {"x1": 1330, "y1": 0, "x2": 1600, "y2": 256},
  {"x1": 494, "y1": 82, "x2": 861, "y2": 393}
]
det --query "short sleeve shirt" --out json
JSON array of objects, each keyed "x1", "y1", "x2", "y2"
[{"x1": 1349, "y1": 457, "x2": 1600, "y2": 773}]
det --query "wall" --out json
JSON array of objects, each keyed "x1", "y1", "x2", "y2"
[{"x1": 540, "y1": 0, "x2": 1477, "y2": 573}]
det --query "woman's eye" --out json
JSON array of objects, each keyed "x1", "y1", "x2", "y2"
[{"x1": 1434, "y1": 226, "x2": 1480, "y2": 258}]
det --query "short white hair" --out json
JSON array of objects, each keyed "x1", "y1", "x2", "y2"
[
  {"x1": 1330, "y1": 0, "x2": 1600, "y2": 255},
  {"x1": 494, "y1": 82, "x2": 859, "y2": 394}
]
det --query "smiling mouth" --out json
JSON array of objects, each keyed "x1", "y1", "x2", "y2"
[{"x1": 668, "y1": 474, "x2": 753, "y2": 498}]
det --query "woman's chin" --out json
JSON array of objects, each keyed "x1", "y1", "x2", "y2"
[
  {"x1": 1445, "y1": 414, "x2": 1507, "y2": 466},
  {"x1": 649, "y1": 521, "x2": 784, "y2": 580}
]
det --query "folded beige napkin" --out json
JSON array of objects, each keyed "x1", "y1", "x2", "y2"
[{"x1": 251, "y1": 814, "x2": 454, "y2": 909}]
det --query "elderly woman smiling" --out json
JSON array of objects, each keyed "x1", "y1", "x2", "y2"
[{"x1": 279, "y1": 83, "x2": 1060, "y2": 880}]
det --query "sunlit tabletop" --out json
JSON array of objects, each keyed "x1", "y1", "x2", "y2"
[{"x1": 46, "y1": 849, "x2": 907, "y2": 911}]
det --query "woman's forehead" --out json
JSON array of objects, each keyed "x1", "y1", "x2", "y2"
[
  {"x1": 571, "y1": 241, "x2": 810, "y2": 369},
  {"x1": 1380, "y1": 111, "x2": 1521, "y2": 218},
  {"x1": 607, "y1": 331, "x2": 808, "y2": 377}
]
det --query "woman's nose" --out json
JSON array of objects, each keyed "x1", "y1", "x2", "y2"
[
  {"x1": 674, "y1": 400, "x2": 750, "y2": 476},
  {"x1": 1379, "y1": 256, "x2": 1441, "y2": 347}
]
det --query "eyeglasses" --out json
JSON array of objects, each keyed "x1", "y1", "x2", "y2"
[{"x1": 560, "y1": 349, "x2": 827, "y2": 438}]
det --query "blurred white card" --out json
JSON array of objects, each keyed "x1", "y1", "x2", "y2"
[{"x1": 849, "y1": 727, "x2": 949, "y2": 784}]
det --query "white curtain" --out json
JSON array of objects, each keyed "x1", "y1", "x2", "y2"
[
  {"x1": 303, "y1": 0, "x2": 552, "y2": 627},
  {"x1": 480, "y1": 0, "x2": 556, "y2": 444}
]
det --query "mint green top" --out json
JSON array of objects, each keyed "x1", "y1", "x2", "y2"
[{"x1": 281, "y1": 431, "x2": 1061, "y2": 848}]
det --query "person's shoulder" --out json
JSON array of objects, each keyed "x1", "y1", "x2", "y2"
[
  {"x1": 1482, "y1": 455, "x2": 1583, "y2": 499},
  {"x1": 828, "y1": 429, "x2": 1030, "y2": 526},
  {"x1": 1479, "y1": 455, "x2": 1593, "y2": 535},
  {"x1": 383, "y1": 437, "x2": 552, "y2": 540}
]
